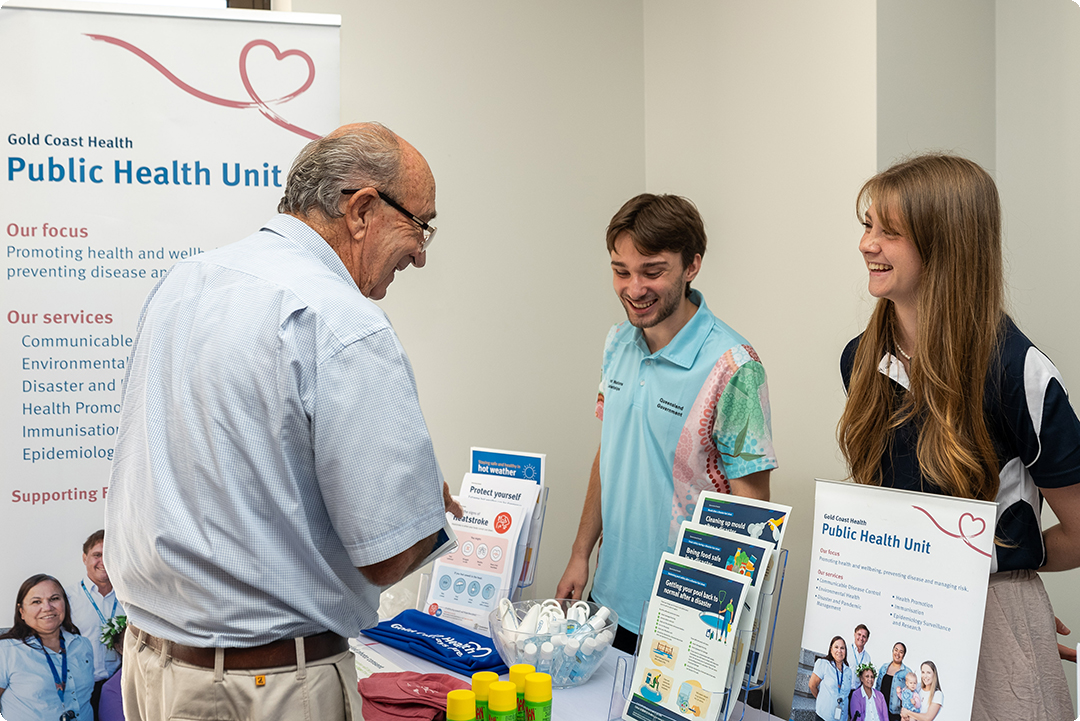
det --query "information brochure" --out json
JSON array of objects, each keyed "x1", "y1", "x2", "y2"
[
  {"x1": 424, "y1": 474, "x2": 531, "y2": 632},
  {"x1": 470, "y1": 447, "x2": 547, "y2": 588},
  {"x1": 675, "y1": 522, "x2": 773, "y2": 686},
  {"x1": 693, "y1": 493, "x2": 791, "y2": 681},
  {"x1": 623, "y1": 553, "x2": 750, "y2": 721},
  {"x1": 791, "y1": 480, "x2": 994, "y2": 721}
]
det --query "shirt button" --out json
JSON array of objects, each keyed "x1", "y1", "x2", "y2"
[
  {"x1": 640, "y1": 380, "x2": 645, "y2": 386},
  {"x1": 645, "y1": 359, "x2": 652, "y2": 365}
]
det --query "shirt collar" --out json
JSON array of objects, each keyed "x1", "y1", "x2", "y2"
[
  {"x1": 878, "y1": 352, "x2": 910, "y2": 389},
  {"x1": 262, "y1": 214, "x2": 358, "y2": 290},
  {"x1": 629, "y1": 289, "x2": 711, "y2": 369},
  {"x1": 83, "y1": 577, "x2": 112, "y2": 598}
]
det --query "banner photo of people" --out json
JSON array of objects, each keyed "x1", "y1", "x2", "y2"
[
  {"x1": 790, "y1": 480, "x2": 994, "y2": 721},
  {"x1": 1, "y1": 0, "x2": 338, "y2": 609}
]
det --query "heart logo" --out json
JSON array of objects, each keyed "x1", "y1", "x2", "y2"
[
  {"x1": 958, "y1": 512, "x2": 986, "y2": 540},
  {"x1": 239, "y1": 39, "x2": 315, "y2": 106}
]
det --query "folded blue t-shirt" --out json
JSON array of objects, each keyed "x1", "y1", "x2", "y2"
[{"x1": 361, "y1": 610, "x2": 509, "y2": 676}]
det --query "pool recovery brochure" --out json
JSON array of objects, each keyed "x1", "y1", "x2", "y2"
[
  {"x1": 623, "y1": 553, "x2": 750, "y2": 721},
  {"x1": 423, "y1": 473, "x2": 534, "y2": 632}
]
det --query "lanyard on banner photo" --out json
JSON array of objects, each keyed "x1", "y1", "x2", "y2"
[
  {"x1": 35, "y1": 633, "x2": 68, "y2": 701},
  {"x1": 834, "y1": 663, "x2": 844, "y2": 720},
  {"x1": 81, "y1": 580, "x2": 118, "y2": 625}
]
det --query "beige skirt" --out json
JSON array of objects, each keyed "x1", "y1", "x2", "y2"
[{"x1": 971, "y1": 569, "x2": 1073, "y2": 721}]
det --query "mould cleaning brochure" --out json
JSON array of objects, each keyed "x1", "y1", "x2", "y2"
[
  {"x1": 623, "y1": 553, "x2": 750, "y2": 721},
  {"x1": 424, "y1": 474, "x2": 531, "y2": 632}
]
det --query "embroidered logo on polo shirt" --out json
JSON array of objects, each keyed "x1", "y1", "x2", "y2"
[
  {"x1": 656, "y1": 397, "x2": 685, "y2": 417},
  {"x1": 608, "y1": 379, "x2": 624, "y2": 393}
]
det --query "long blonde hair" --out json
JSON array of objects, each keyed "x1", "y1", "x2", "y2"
[{"x1": 838, "y1": 154, "x2": 1004, "y2": 501}]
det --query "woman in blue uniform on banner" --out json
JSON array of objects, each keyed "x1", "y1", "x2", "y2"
[
  {"x1": 838, "y1": 153, "x2": 1080, "y2": 720},
  {"x1": 0, "y1": 574, "x2": 95, "y2": 721}
]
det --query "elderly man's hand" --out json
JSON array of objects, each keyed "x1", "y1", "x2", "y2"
[{"x1": 443, "y1": 482, "x2": 463, "y2": 518}]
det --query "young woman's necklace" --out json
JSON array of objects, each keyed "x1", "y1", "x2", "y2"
[{"x1": 896, "y1": 343, "x2": 913, "y2": 361}]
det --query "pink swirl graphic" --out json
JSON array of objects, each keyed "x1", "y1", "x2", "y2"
[
  {"x1": 912, "y1": 505, "x2": 991, "y2": 558},
  {"x1": 85, "y1": 34, "x2": 319, "y2": 139}
]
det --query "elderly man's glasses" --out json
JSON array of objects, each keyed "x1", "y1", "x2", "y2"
[{"x1": 341, "y1": 188, "x2": 436, "y2": 252}]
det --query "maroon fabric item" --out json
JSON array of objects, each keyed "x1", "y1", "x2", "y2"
[{"x1": 358, "y1": 672, "x2": 472, "y2": 721}]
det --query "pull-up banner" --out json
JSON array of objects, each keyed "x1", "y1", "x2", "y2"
[{"x1": 0, "y1": 0, "x2": 339, "y2": 604}]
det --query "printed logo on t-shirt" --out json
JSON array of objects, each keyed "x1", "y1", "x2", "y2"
[{"x1": 608, "y1": 378, "x2": 624, "y2": 393}]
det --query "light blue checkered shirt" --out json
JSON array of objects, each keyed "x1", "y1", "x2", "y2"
[{"x1": 105, "y1": 214, "x2": 447, "y2": 647}]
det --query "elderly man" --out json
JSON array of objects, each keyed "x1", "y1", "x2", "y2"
[
  {"x1": 105, "y1": 123, "x2": 459, "y2": 721},
  {"x1": 557, "y1": 194, "x2": 778, "y2": 654},
  {"x1": 69, "y1": 529, "x2": 125, "y2": 718}
]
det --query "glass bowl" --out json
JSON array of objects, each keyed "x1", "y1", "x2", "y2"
[{"x1": 487, "y1": 599, "x2": 618, "y2": 688}]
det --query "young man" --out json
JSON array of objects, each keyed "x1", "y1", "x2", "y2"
[{"x1": 556, "y1": 194, "x2": 778, "y2": 653}]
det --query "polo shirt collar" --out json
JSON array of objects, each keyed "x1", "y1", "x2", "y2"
[
  {"x1": 878, "y1": 352, "x2": 910, "y2": 389},
  {"x1": 262, "y1": 214, "x2": 358, "y2": 289},
  {"x1": 624, "y1": 289, "x2": 712, "y2": 369}
]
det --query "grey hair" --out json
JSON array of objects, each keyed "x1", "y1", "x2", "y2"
[{"x1": 277, "y1": 122, "x2": 402, "y2": 218}]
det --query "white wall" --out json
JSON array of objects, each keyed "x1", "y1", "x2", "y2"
[
  {"x1": 642, "y1": 1, "x2": 877, "y2": 712},
  {"x1": 877, "y1": 0, "x2": 996, "y2": 169},
  {"x1": 997, "y1": 0, "x2": 1080, "y2": 708}
]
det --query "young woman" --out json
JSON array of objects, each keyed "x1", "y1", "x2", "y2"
[
  {"x1": 850, "y1": 663, "x2": 889, "y2": 721},
  {"x1": 900, "y1": 662, "x2": 943, "y2": 721},
  {"x1": 0, "y1": 574, "x2": 95, "y2": 721},
  {"x1": 809, "y1": 636, "x2": 854, "y2": 721},
  {"x1": 838, "y1": 153, "x2": 1080, "y2": 719},
  {"x1": 874, "y1": 642, "x2": 911, "y2": 721}
]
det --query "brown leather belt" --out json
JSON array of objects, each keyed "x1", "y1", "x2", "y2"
[{"x1": 131, "y1": 624, "x2": 348, "y2": 670}]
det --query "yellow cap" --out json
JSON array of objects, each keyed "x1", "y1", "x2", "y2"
[
  {"x1": 509, "y1": 664, "x2": 535, "y2": 691},
  {"x1": 446, "y1": 689, "x2": 476, "y2": 721},
  {"x1": 488, "y1": 681, "x2": 518, "y2": 713},
  {"x1": 524, "y1": 672, "x2": 552, "y2": 703},
  {"x1": 471, "y1": 671, "x2": 499, "y2": 701}
]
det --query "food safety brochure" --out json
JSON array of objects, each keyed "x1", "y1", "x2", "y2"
[
  {"x1": 424, "y1": 486, "x2": 528, "y2": 633},
  {"x1": 693, "y1": 493, "x2": 791, "y2": 682},
  {"x1": 675, "y1": 522, "x2": 773, "y2": 686},
  {"x1": 623, "y1": 553, "x2": 750, "y2": 721},
  {"x1": 790, "y1": 480, "x2": 994, "y2": 721},
  {"x1": 469, "y1": 447, "x2": 546, "y2": 588}
]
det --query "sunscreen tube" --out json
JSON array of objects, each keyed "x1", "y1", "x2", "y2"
[
  {"x1": 446, "y1": 689, "x2": 476, "y2": 721},
  {"x1": 472, "y1": 671, "x2": 499, "y2": 721},
  {"x1": 524, "y1": 672, "x2": 553, "y2": 721},
  {"x1": 508, "y1": 664, "x2": 535, "y2": 721},
  {"x1": 486, "y1": 681, "x2": 518, "y2": 721}
]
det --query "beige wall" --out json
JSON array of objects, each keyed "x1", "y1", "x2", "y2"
[
  {"x1": 997, "y1": 0, "x2": 1080, "y2": 708},
  {"x1": 642, "y1": 1, "x2": 877, "y2": 711}
]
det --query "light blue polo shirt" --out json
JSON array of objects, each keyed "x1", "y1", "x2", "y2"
[{"x1": 591, "y1": 291, "x2": 777, "y2": 633}]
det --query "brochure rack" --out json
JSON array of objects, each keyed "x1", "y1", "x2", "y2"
[{"x1": 607, "y1": 549, "x2": 788, "y2": 721}]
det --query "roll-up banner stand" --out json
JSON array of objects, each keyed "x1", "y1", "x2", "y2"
[{"x1": 0, "y1": 0, "x2": 340, "y2": 607}]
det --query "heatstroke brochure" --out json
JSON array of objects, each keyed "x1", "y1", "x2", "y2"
[
  {"x1": 469, "y1": 447, "x2": 547, "y2": 588},
  {"x1": 790, "y1": 480, "x2": 994, "y2": 721},
  {"x1": 693, "y1": 493, "x2": 791, "y2": 682},
  {"x1": 424, "y1": 490, "x2": 528, "y2": 632},
  {"x1": 675, "y1": 522, "x2": 774, "y2": 685},
  {"x1": 623, "y1": 553, "x2": 750, "y2": 721}
]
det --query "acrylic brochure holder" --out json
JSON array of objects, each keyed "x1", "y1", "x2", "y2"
[{"x1": 607, "y1": 549, "x2": 789, "y2": 721}]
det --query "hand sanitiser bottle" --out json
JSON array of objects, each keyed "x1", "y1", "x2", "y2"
[
  {"x1": 569, "y1": 606, "x2": 611, "y2": 641},
  {"x1": 472, "y1": 671, "x2": 499, "y2": 721},
  {"x1": 446, "y1": 689, "x2": 477, "y2": 721},
  {"x1": 536, "y1": 641, "x2": 555, "y2": 675},
  {"x1": 486, "y1": 681, "x2": 518, "y2": 721},
  {"x1": 568, "y1": 637, "x2": 598, "y2": 683},
  {"x1": 551, "y1": 639, "x2": 580, "y2": 686},
  {"x1": 524, "y1": 672, "x2": 552, "y2": 721}
]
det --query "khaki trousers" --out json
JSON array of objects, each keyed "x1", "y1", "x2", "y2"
[
  {"x1": 971, "y1": 570, "x2": 1073, "y2": 721},
  {"x1": 122, "y1": 626, "x2": 364, "y2": 721}
]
